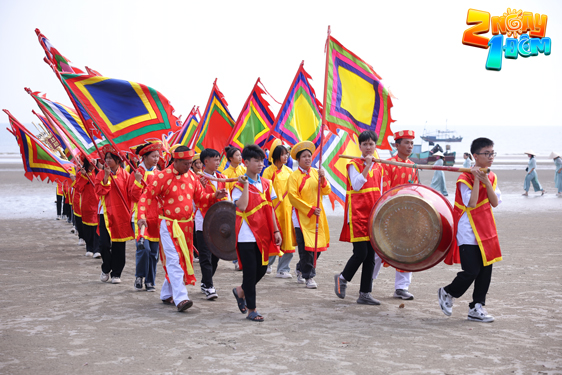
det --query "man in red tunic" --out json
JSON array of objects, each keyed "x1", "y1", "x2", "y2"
[
  {"x1": 438, "y1": 137, "x2": 501, "y2": 323},
  {"x1": 138, "y1": 146, "x2": 225, "y2": 312},
  {"x1": 335, "y1": 130, "x2": 384, "y2": 305},
  {"x1": 372, "y1": 130, "x2": 418, "y2": 300}
]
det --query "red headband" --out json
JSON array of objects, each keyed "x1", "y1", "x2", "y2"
[
  {"x1": 139, "y1": 142, "x2": 163, "y2": 156},
  {"x1": 172, "y1": 149, "x2": 194, "y2": 160}
]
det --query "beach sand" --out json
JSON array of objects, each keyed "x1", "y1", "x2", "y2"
[{"x1": 1, "y1": 163, "x2": 561, "y2": 374}]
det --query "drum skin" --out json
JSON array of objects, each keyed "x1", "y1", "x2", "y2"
[{"x1": 368, "y1": 184, "x2": 454, "y2": 272}]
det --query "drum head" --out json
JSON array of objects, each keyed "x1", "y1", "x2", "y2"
[
  {"x1": 202, "y1": 201, "x2": 238, "y2": 261},
  {"x1": 371, "y1": 194, "x2": 443, "y2": 264}
]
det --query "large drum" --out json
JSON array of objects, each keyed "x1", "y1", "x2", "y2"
[{"x1": 368, "y1": 184, "x2": 455, "y2": 272}]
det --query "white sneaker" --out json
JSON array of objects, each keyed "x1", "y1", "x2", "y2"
[
  {"x1": 193, "y1": 257, "x2": 199, "y2": 263},
  {"x1": 204, "y1": 286, "x2": 218, "y2": 300},
  {"x1": 296, "y1": 270, "x2": 305, "y2": 284},
  {"x1": 93, "y1": 252, "x2": 101, "y2": 259},
  {"x1": 266, "y1": 265, "x2": 272, "y2": 274},
  {"x1": 438, "y1": 287, "x2": 454, "y2": 316},
  {"x1": 85, "y1": 251, "x2": 94, "y2": 257},
  {"x1": 56, "y1": 215, "x2": 61, "y2": 221},
  {"x1": 467, "y1": 303, "x2": 494, "y2": 323},
  {"x1": 78, "y1": 239, "x2": 85, "y2": 246},
  {"x1": 111, "y1": 277, "x2": 121, "y2": 284},
  {"x1": 70, "y1": 227, "x2": 76, "y2": 234},
  {"x1": 276, "y1": 271, "x2": 293, "y2": 279},
  {"x1": 234, "y1": 262, "x2": 240, "y2": 271},
  {"x1": 306, "y1": 278, "x2": 318, "y2": 289},
  {"x1": 100, "y1": 271, "x2": 109, "y2": 282}
]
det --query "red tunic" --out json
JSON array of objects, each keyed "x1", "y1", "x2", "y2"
[
  {"x1": 95, "y1": 167, "x2": 134, "y2": 242},
  {"x1": 233, "y1": 179, "x2": 281, "y2": 269},
  {"x1": 63, "y1": 180, "x2": 70, "y2": 204},
  {"x1": 71, "y1": 180, "x2": 82, "y2": 217},
  {"x1": 340, "y1": 159, "x2": 384, "y2": 242},
  {"x1": 56, "y1": 182, "x2": 63, "y2": 196},
  {"x1": 128, "y1": 166, "x2": 159, "y2": 242},
  {"x1": 140, "y1": 166, "x2": 215, "y2": 286},
  {"x1": 75, "y1": 172, "x2": 99, "y2": 226},
  {"x1": 197, "y1": 171, "x2": 228, "y2": 219},
  {"x1": 445, "y1": 172, "x2": 501, "y2": 266}
]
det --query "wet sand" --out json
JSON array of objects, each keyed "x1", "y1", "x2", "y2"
[{"x1": 1, "y1": 162, "x2": 561, "y2": 374}]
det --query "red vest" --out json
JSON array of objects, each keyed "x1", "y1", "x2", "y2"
[
  {"x1": 234, "y1": 179, "x2": 281, "y2": 269},
  {"x1": 198, "y1": 172, "x2": 227, "y2": 218},
  {"x1": 340, "y1": 159, "x2": 384, "y2": 242},
  {"x1": 75, "y1": 172, "x2": 99, "y2": 226},
  {"x1": 445, "y1": 172, "x2": 501, "y2": 266}
]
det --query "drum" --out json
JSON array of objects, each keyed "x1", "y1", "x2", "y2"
[{"x1": 368, "y1": 184, "x2": 455, "y2": 272}]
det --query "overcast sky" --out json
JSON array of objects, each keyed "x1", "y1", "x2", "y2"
[{"x1": 1, "y1": 0, "x2": 560, "y2": 130}]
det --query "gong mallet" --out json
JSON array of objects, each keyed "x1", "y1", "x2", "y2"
[
  {"x1": 338, "y1": 155, "x2": 490, "y2": 173},
  {"x1": 197, "y1": 172, "x2": 248, "y2": 183}
]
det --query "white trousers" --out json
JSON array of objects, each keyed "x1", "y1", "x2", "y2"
[
  {"x1": 159, "y1": 219, "x2": 189, "y2": 305},
  {"x1": 373, "y1": 253, "x2": 412, "y2": 290}
]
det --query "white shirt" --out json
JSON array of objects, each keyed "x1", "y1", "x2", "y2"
[
  {"x1": 232, "y1": 175, "x2": 277, "y2": 243},
  {"x1": 456, "y1": 183, "x2": 502, "y2": 246},
  {"x1": 195, "y1": 171, "x2": 227, "y2": 232},
  {"x1": 346, "y1": 162, "x2": 384, "y2": 223}
]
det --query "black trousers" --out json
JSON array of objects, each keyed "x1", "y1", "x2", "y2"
[
  {"x1": 196, "y1": 231, "x2": 219, "y2": 287},
  {"x1": 99, "y1": 214, "x2": 126, "y2": 278},
  {"x1": 56, "y1": 194, "x2": 62, "y2": 215},
  {"x1": 295, "y1": 228, "x2": 320, "y2": 279},
  {"x1": 82, "y1": 224, "x2": 99, "y2": 254},
  {"x1": 444, "y1": 245, "x2": 493, "y2": 308},
  {"x1": 193, "y1": 230, "x2": 199, "y2": 259},
  {"x1": 75, "y1": 216, "x2": 84, "y2": 240},
  {"x1": 341, "y1": 241, "x2": 375, "y2": 293},
  {"x1": 238, "y1": 242, "x2": 267, "y2": 310},
  {"x1": 63, "y1": 202, "x2": 71, "y2": 219}
]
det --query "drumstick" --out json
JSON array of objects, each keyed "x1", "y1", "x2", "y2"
[
  {"x1": 197, "y1": 172, "x2": 248, "y2": 183},
  {"x1": 338, "y1": 155, "x2": 490, "y2": 173}
]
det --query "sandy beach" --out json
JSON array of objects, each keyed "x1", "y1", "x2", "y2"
[{"x1": 1, "y1": 161, "x2": 561, "y2": 374}]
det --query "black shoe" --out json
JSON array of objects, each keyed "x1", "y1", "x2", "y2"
[
  {"x1": 134, "y1": 277, "x2": 143, "y2": 291},
  {"x1": 145, "y1": 283, "x2": 155, "y2": 292}
]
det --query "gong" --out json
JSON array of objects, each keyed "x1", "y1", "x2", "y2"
[{"x1": 202, "y1": 201, "x2": 238, "y2": 261}]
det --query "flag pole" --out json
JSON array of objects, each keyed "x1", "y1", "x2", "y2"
[{"x1": 313, "y1": 26, "x2": 331, "y2": 268}]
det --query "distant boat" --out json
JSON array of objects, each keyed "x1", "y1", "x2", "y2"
[
  {"x1": 420, "y1": 129, "x2": 463, "y2": 143},
  {"x1": 408, "y1": 144, "x2": 456, "y2": 167}
]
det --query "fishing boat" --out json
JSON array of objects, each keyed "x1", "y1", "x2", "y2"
[
  {"x1": 409, "y1": 144, "x2": 456, "y2": 167},
  {"x1": 420, "y1": 121, "x2": 463, "y2": 143}
]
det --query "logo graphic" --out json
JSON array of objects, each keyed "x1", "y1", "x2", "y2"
[{"x1": 462, "y1": 8, "x2": 551, "y2": 71}]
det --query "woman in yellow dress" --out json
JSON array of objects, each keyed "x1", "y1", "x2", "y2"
[
  {"x1": 223, "y1": 146, "x2": 246, "y2": 193},
  {"x1": 287, "y1": 141, "x2": 331, "y2": 289},
  {"x1": 263, "y1": 140, "x2": 295, "y2": 278}
]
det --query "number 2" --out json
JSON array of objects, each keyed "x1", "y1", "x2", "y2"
[{"x1": 462, "y1": 9, "x2": 491, "y2": 49}]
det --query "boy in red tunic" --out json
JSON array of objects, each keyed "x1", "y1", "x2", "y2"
[
  {"x1": 231, "y1": 145, "x2": 282, "y2": 321},
  {"x1": 438, "y1": 137, "x2": 501, "y2": 323},
  {"x1": 373, "y1": 130, "x2": 418, "y2": 300},
  {"x1": 195, "y1": 148, "x2": 229, "y2": 300},
  {"x1": 335, "y1": 131, "x2": 383, "y2": 305}
]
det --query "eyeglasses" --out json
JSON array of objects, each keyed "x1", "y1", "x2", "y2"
[{"x1": 474, "y1": 152, "x2": 497, "y2": 158}]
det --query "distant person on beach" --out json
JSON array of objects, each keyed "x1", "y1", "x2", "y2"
[
  {"x1": 430, "y1": 152, "x2": 448, "y2": 196},
  {"x1": 523, "y1": 151, "x2": 546, "y2": 196},
  {"x1": 438, "y1": 137, "x2": 502, "y2": 323},
  {"x1": 463, "y1": 153, "x2": 473, "y2": 169},
  {"x1": 551, "y1": 152, "x2": 562, "y2": 196}
]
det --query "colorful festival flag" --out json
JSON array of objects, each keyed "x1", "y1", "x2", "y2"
[
  {"x1": 32, "y1": 110, "x2": 74, "y2": 160},
  {"x1": 59, "y1": 73, "x2": 182, "y2": 149},
  {"x1": 35, "y1": 29, "x2": 84, "y2": 74},
  {"x1": 193, "y1": 81, "x2": 235, "y2": 152},
  {"x1": 5, "y1": 109, "x2": 74, "y2": 183},
  {"x1": 271, "y1": 62, "x2": 323, "y2": 147},
  {"x1": 312, "y1": 128, "x2": 378, "y2": 207},
  {"x1": 170, "y1": 106, "x2": 199, "y2": 146},
  {"x1": 323, "y1": 33, "x2": 395, "y2": 150},
  {"x1": 27, "y1": 89, "x2": 107, "y2": 156},
  {"x1": 227, "y1": 79, "x2": 276, "y2": 149}
]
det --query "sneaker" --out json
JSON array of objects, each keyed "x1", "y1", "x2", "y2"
[
  {"x1": 78, "y1": 238, "x2": 85, "y2": 246},
  {"x1": 234, "y1": 262, "x2": 240, "y2": 271},
  {"x1": 204, "y1": 286, "x2": 218, "y2": 300},
  {"x1": 134, "y1": 277, "x2": 143, "y2": 291},
  {"x1": 193, "y1": 257, "x2": 199, "y2": 263},
  {"x1": 306, "y1": 278, "x2": 318, "y2": 289},
  {"x1": 357, "y1": 292, "x2": 381, "y2": 305},
  {"x1": 296, "y1": 270, "x2": 305, "y2": 284},
  {"x1": 70, "y1": 227, "x2": 76, "y2": 234},
  {"x1": 56, "y1": 215, "x2": 61, "y2": 221},
  {"x1": 145, "y1": 283, "x2": 156, "y2": 292},
  {"x1": 100, "y1": 271, "x2": 109, "y2": 282},
  {"x1": 111, "y1": 277, "x2": 122, "y2": 284},
  {"x1": 467, "y1": 303, "x2": 494, "y2": 323},
  {"x1": 200, "y1": 283, "x2": 207, "y2": 294},
  {"x1": 334, "y1": 274, "x2": 347, "y2": 299},
  {"x1": 93, "y1": 252, "x2": 101, "y2": 259},
  {"x1": 266, "y1": 265, "x2": 272, "y2": 274},
  {"x1": 275, "y1": 271, "x2": 293, "y2": 279},
  {"x1": 394, "y1": 289, "x2": 414, "y2": 300},
  {"x1": 85, "y1": 251, "x2": 94, "y2": 257},
  {"x1": 438, "y1": 287, "x2": 454, "y2": 316}
]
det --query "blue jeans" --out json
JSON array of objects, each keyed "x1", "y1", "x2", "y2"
[
  {"x1": 135, "y1": 239, "x2": 159, "y2": 286},
  {"x1": 268, "y1": 253, "x2": 294, "y2": 273}
]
